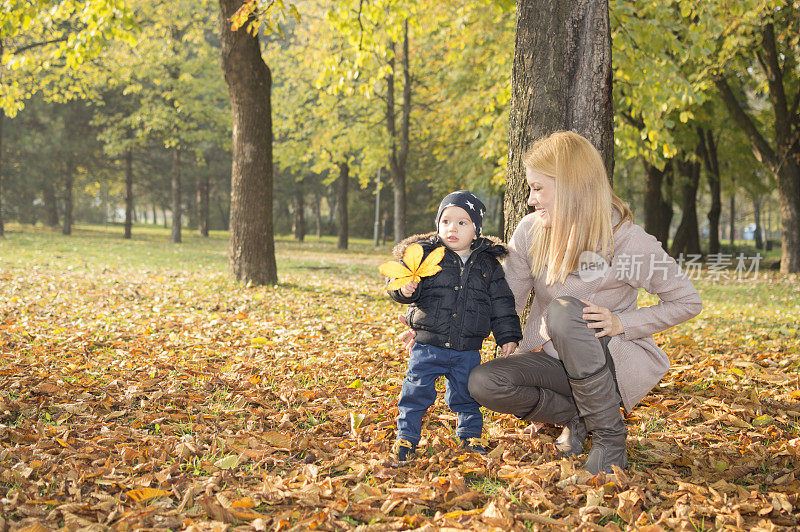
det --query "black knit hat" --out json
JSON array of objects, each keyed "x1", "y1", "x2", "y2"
[{"x1": 435, "y1": 190, "x2": 487, "y2": 236}]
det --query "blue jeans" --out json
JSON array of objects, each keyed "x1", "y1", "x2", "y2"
[{"x1": 397, "y1": 343, "x2": 483, "y2": 445}]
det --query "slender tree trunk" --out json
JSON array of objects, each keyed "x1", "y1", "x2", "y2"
[
  {"x1": 337, "y1": 161, "x2": 349, "y2": 250},
  {"x1": 152, "y1": 204, "x2": 157, "y2": 226},
  {"x1": 162, "y1": 206, "x2": 168, "y2": 229},
  {"x1": 0, "y1": 36, "x2": 4, "y2": 237},
  {"x1": 669, "y1": 154, "x2": 701, "y2": 258},
  {"x1": 294, "y1": 177, "x2": 305, "y2": 242},
  {"x1": 171, "y1": 148, "x2": 182, "y2": 243},
  {"x1": 386, "y1": 20, "x2": 411, "y2": 243},
  {"x1": 504, "y1": 0, "x2": 613, "y2": 240},
  {"x1": 124, "y1": 147, "x2": 134, "y2": 239},
  {"x1": 642, "y1": 159, "x2": 673, "y2": 247},
  {"x1": 198, "y1": 174, "x2": 210, "y2": 237},
  {"x1": 62, "y1": 159, "x2": 73, "y2": 235},
  {"x1": 0, "y1": 105, "x2": 4, "y2": 237},
  {"x1": 219, "y1": 0, "x2": 277, "y2": 284},
  {"x1": 327, "y1": 189, "x2": 337, "y2": 232},
  {"x1": 753, "y1": 196, "x2": 764, "y2": 250},
  {"x1": 313, "y1": 191, "x2": 322, "y2": 238},
  {"x1": 44, "y1": 182, "x2": 59, "y2": 227},
  {"x1": 729, "y1": 191, "x2": 735, "y2": 246},
  {"x1": 698, "y1": 128, "x2": 722, "y2": 255}
]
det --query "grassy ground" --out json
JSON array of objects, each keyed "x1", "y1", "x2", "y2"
[{"x1": 1, "y1": 223, "x2": 798, "y2": 531}]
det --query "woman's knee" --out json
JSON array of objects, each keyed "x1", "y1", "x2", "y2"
[
  {"x1": 546, "y1": 296, "x2": 585, "y2": 340},
  {"x1": 468, "y1": 364, "x2": 506, "y2": 406}
]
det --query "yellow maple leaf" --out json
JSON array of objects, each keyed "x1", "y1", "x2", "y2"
[{"x1": 379, "y1": 244, "x2": 445, "y2": 290}]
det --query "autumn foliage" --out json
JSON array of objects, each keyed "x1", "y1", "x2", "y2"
[{"x1": 1, "y1": 229, "x2": 799, "y2": 531}]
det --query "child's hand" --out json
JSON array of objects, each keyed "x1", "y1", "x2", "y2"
[
  {"x1": 399, "y1": 280, "x2": 418, "y2": 298},
  {"x1": 499, "y1": 342, "x2": 518, "y2": 357}
]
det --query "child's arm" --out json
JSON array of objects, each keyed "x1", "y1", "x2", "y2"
[
  {"x1": 488, "y1": 262, "x2": 523, "y2": 348},
  {"x1": 499, "y1": 342, "x2": 518, "y2": 357},
  {"x1": 388, "y1": 279, "x2": 420, "y2": 304}
]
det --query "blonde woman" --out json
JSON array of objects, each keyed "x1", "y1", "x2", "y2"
[
  {"x1": 401, "y1": 131, "x2": 702, "y2": 473},
  {"x1": 466, "y1": 131, "x2": 702, "y2": 474}
]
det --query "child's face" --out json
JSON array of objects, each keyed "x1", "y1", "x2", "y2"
[
  {"x1": 438, "y1": 206, "x2": 476, "y2": 255},
  {"x1": 525, "y1": 167, "x2": 556, "y2": 229}
]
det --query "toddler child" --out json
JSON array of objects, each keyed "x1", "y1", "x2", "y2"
[{"x1": 386, "y1": 190, "x2": 522, "y2": 461}]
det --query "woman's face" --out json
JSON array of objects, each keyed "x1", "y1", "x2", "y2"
[{"x1": 525, "y1": 167, "x2": 556, "y2": 229}]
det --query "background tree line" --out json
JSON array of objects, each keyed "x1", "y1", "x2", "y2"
[{"x1": 1, "y1": 0, "x2": 798, "y2": 274}]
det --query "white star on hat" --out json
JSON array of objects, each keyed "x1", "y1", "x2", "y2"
[{"x1": 465, "y1": 200, "x2": 475, "y2": 210}]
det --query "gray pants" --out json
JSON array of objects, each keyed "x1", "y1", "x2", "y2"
[{"x1": 468, "y1": 296, "x2": 615, "y2": 419}]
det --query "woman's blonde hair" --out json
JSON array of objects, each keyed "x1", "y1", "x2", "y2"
[{"x1": 523, "y1": 130, "x2": 632, "y2": 285}]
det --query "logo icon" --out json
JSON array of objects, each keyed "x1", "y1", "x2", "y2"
[{"x1": 578, "y1": 251, "x2": 609, "y2": 282}]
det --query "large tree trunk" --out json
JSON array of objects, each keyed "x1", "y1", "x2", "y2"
[
  {"x1": 124, "y1": 147, "x2": 134, "y2": 239},
  {"x1": 504, "y1": 0, "x2": 613, "y2": 240},
  {"x1": 62, "y1": 158, "x2": 74, "y2": 235},
  {"x1": 642, "y1": 159, "x2": 673, "y2": 248},
  {"x1": 387, "y1": 20, "x2": 411, "y2": 243},
  {"x1": 698, "y1": 129, "x2": 722, "y2": 255},
  {"x1": 43, "y1": 182, "x2": 59, "y2": 228},
  {"x1": 219, "y1": 0, "x2": 277, "y2": 285},
  {"x1": 337, "y1": 161, "x2": 349, "y2": 250},
  {"x1": 669, "y1": 155, "x2": 701, "y2": 258},
  {"x1": 294, "y1": 177, "x2": 305, "y2": 242},
  {"x1": 198, "y1": 174, "x2": 210, "y2": 237},
  {"x1": 171, "y1": 148, "x2": 182, "y2": 243}
]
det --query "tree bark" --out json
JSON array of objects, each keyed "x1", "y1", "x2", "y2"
[
  {"x1": 337, "y1": 161, "x2": 349, "y2": 250},
  {"x1": 171, "y1": 147, "x2": 182, "y2": 243},
  {"x1": 642, "y1": 159, "x2": 673, "y2": 247},
  {"x1": 198, "y1": 174, "x2": 210, "y2": 237},
  {"x1": 44, "y1": 182, "x2": 59, "y2": 227},
  {"x1": 698, "y1": 128, "x2": 722, "y2": 255},
  {"x1": 504, "y1": 0, "x2": 613, "y2": 240},
  {"x1": 386, "y1": 20, "x2": 411, "y2": 243},
  {"x1": 669, "y1": 154, "x2": 701, "y2": 258},
  {"x1": 124, "y1": 147, "x2": 134, "y2": 239},
  {"x1": 219, "y1": 0, "x2": 277, "y2": 285},
  {"x1": 294, "y1": 177, "x2": 305, "y2": 242},
  {"x1": 62, "y1": 158, "x2": 73, "y2": 235}
]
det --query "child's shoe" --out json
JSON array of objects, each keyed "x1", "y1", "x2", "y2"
[
  {"x1": 395, "y1": 438, "x2": 416, "y2": 462},
  {"x1": 460, "y1": 437, "x2": 487, "y2": 455}
]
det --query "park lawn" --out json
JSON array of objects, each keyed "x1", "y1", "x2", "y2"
[{"x1": 1, "y1": 223, "x2": 799, "y2": 531}]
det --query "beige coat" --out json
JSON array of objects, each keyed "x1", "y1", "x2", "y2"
[{"x1": 502, "y1": 212, "x2": 703, "y2": 411}]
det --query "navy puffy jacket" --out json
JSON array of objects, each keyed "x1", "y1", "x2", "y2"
[{"x1": 388, "y1": 232, "x2": 522, "y2": 351}]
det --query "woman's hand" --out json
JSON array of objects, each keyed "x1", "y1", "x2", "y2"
[
  {"x1": 398, "y1": 315, "x2": 416, "y2": 354},
  {"x1": 580, "y1": 300, "x2": 624, "y2": 338}
]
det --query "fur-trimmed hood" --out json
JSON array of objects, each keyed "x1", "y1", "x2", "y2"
[{"x1": 391, "y1": 232, "x2": 508, "y2": 261}]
